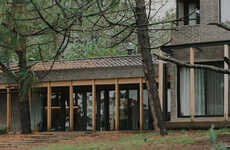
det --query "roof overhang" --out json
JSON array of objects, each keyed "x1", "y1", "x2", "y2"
[{"x1": 161, "y1": 40, "x2": 230, "y2": 53}]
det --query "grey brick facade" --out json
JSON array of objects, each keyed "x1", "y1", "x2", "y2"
[{"x1": 167, "y1": 0, "x2": 230, "y2": 122}]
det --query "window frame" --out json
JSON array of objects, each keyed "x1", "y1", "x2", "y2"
[
  {"x1": 177, "y1": 61, "x2": 225, "y2": 118},
  {"x1": 183, "y1": 0, "x2": 200, "y2": 25}
]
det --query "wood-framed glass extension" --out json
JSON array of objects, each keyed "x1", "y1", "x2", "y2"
[{"x1": 0, "y1": 77, "x2": 167, "y2": 132}]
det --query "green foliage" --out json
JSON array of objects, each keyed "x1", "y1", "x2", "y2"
[
  {"x1": 208, "y1": 125, "x2": 228, "y2": 150},
  {"x1": 0, "y1": 128, "x2": 7, "y2": 134}
]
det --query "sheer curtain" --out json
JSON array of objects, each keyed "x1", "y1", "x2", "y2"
[
  {"x1": 206, "y1": 71, "x2": 224, "y2": 115},
  {"x1": 180, "y1": 68, "x2": 190, "y2": 116},
  {"x1": 195, "y1": 69, "x2": 205, "y2": 115}
]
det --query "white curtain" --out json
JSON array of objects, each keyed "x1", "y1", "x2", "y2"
[
  {"x1": 195, "y1": 69, "x2": 205, "y2": 115},
  {"x1": 180, "y1": 68, "x2": 190, "y2": 116}
]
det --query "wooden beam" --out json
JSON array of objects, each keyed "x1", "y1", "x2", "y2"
[
  {"x1": 224, "y1": 44, "x2": 229, "y2": 121},
  {"x1": 158, "y1": 50, "x2": 164, "y2": 109},
  {"x1": 92, "y1": 80, "x2": 96, "y2": 131},
  {"x1": 190, "y1": 47, "x2": 195, "y2": 121},
  {"x1": 139, "y1": 78, "x2": 143, "y2": 130},
  {"x1": 50, "y1": 81, "x2": 69, "y2": 87},
  {"x1": 47, "y1": 82, "x2": 51, "y2": 131},
  {"x1": 72, "y1": 80, "x2": 92, "y2": 86},
  {"x1": 0, "y1": 84, "x2": 6, "y2": 89},
  {"x1": 32, "y1": 82, "x2": 49, "y2": 88},
  {"x1": 115, "y1": 79, "x2": 119, "y2": 130},
  {"x1": 69, "y1": 81, "x2": 74, "y2": 131},
  {"x1": 95, "y1": 79, "x2": 115, "y2": 85},
  {"x1": 118, "y1": 78, "x2": 142, "y2": 84},
  {"x1": 6, "y1": 88, "x2": 11, "y2": 131}
]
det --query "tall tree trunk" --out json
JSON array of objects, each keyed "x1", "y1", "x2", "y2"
[
  {"x1": 17, "y1": 49, "x2": 32, "y2": 134},
  {"x1": 135, "y1": 0, "x2": 167, "y2": 136},
  {"x1": 13, "y1": 0, "x2": 32, "y2": 134}
]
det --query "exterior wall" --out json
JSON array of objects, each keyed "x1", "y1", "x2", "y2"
[{"x1": 172, "y1": 0, "x2": 230, "y2": 45}]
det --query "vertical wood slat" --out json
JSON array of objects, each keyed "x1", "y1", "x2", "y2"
[
  {"x1": 47, "y1": 82, "x2": 51, "y2": 131},
  {"x1": 224, "y1": 44, "x2": 229, "y2": 120},
  {"x1": 139, "y1": 78, "x2": 143, "y2": 130},
  {"x1": 92, "y1": 80, "x2": 96, "y2": 131},
  {"x1": 6, "y1": 88, "x2": 11, "y2": 131},
  {"x1": 115, "y1": 79, "x2": 119, "y2": 131},
  {"x1": 190, "y1": 47, "x2": 195, "y2": 121},
  {"x1": 158, "y1": 50, "x2": 164, "y2": 109},
  {"x1": 69, "y1": 81, "x2": 74, "y2": 131}
]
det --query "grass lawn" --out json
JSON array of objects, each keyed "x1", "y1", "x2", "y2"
[{"x1": 31, "y1": 129, "x2": 227, "y2": 150}]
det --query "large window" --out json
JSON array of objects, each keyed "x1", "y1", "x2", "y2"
[
  {"x1": 178, "y1": 63, "x2": 224, "y2": 117},
  {"x1": 220, "y1": 0, "x2": 230, "y2": 26},
  {"x1": 183, "y1": 0, "x2": 200, "y2": 25}
]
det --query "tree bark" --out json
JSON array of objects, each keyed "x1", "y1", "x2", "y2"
[{"x1": 135, "y1": 0, "x2": 167, "y2": 136}]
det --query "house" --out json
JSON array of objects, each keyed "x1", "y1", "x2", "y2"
[
  {"x1": 0, "y1": 56, "x2": 169, "y2": 132},
  {"x1": 161, "y1": 0, "x2": 230, "y2": 128},
  {"x1": 1, "y1": 0, "x2": 230, "y2": 133}
]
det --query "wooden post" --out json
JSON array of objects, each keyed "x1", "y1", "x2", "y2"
[
  {"x1": 92, "y1": 80, "x2": 96, "y2": 131},
  {"x1": 69, "y1": 81, "x2": 74, "y2": 130},
  {"x1": 115, "y1": 79, "x2": 119, "y2": 131},
  {"x1": 47, "y1": 82, "x2": 51, "y2": 131},
  {"x1": 6, "y1": 88, "x2": 11, "y2": 131},
  {"x1": 28, "y1": 88, "x2": 32, "y2": 114},
  {"x1": 224, "y1": 44, "x2": 229, "y2": 121},
  {"x1": 190, "y1": 47, "x2": 195, "y2": 121},
  {"x1": 139, "y1": 78, "x2": 143, "y2": 130},
  {"x1": 158, "y1": 50, "x2": 164, "y2": 109}
]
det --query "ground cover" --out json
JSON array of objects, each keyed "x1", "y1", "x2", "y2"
[{"x1": 0, "y1": 129, "x2": 230, "y2": 150}]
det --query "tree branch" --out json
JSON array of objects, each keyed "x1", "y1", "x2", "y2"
[
  {"x1": 154, "y1": 53, "x2": 230, "y2": 74},
  {"x1": 224, "y1": 56, "x2": 230, "y2": 67},
  {"x1": 0, "y1": 62, "x2": 18, "y2": 81}
]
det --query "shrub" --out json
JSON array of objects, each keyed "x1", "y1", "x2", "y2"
[{"x1": 208, "y1": 125, "x2": 228, "y2": 150}]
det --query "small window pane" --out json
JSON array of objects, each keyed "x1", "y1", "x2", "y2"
[{"x1": 221, "y1": 0, "x2": 230, "y2": 26}]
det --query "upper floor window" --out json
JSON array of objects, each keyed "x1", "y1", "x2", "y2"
[
  {"x1": 220, "y1": 0, "x2": 230, "y2": 26},
  {"x1": 184, "y1": 0, "x2": 200, "y2": 25}
]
